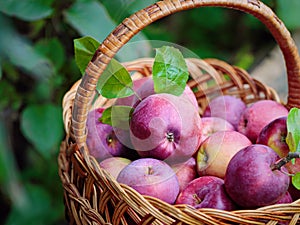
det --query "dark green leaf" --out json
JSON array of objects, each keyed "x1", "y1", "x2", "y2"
[
  {"x1": 20, "y1": 104, "x2": 64, "y2": 159},
  {"x1": 277, "y1": 0, "x2": 300, "y2": 30},
  {"x1": 0, "y1": 0, "x2": 54, "y2": 21},
  {"x1": 152, "y1": 46, "x2": 189, "y2": 96},
  {"x1": 34, "y1": 38, "x2": 66, "y2": 72},
  {"x1": 292, "y1": 172, "x2": 300, "y2": 190},
  {"x1": 74, "y1": 36, "x2": 100, "y2": 75},
  {"x1": 96, "y1": 58, "x2": 134, "y2": 98},
  {"x1": 286, "y1": 107, "x2": 300, "y2": 152},
  {"x1": 64, "y1": 0, "x2": 116, "y2": 41}
]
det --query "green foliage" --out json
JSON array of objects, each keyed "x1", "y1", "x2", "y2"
[
  {"x1": 101, "y1": 105, "x2": 133, "y2": 129},
  {"x1": 0, "y1": 0, "x2": 300, "y2": 224},
  {"x1": 286, "y1": 108, "x2": 300, "y2": 153},
  {"x1": 153, "y1": 46, "x2": 189, "y2": 96},
  {"x1": 74, "y1": 36, "x2": 100, "y2": 75}
]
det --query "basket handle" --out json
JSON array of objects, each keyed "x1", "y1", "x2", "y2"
[{"x1": 72, "y1": 0, "x2": 300, "y2": 148}]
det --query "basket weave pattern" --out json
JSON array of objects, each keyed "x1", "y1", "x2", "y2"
[{"x1": 59, "y1": 0, "x2": 300, "y2": 224}]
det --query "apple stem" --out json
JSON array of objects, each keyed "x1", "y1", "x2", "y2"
[
  {"x1": 166, "y1": 132, "x2": 174, "y2": 142},
  {"x1": 271, "y1": 152, "x2": 300, "y2": 173},
  {"x1": 193, "y1": 194, "x2": 202, "y2": 204}
]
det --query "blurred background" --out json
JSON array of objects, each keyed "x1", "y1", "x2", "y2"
[{"x1": 0, "y1": 0, "x2": 300, "y2": 224}]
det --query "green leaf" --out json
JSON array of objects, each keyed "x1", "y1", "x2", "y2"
[
  {"x1": 34, "y1": 38, "x2": 66, "y2": 72},
  {"x1": 74, "y1": 36, "x2": 100, "y2": 75},
  {"x1": 152, "y1": 46, "x2": 189, "y2": 96},
  {"x1": 100, "y1": 105, "x2": 133, "y2": 129},
  {"x1": 64, "y1": 0, "x2": 116, "y2": 41},
  {"x1": 292, "y1": 172, "x2": 300, "y2": 190},
  {"x1": 20, "y1": 104, "x2": 64, "y2": 159},
  {"x1": 277, "y1": 0, "x2": 300, "y2": 30},
  {"x1": 0, "y1": 0, "x2": 54, "y2": 21},
  {"x1": 96, "y1": 58, "x2": 134, "y2": 99},
  {"x1": 286, "y1": 107, "x2": 300, "y2": 152}
]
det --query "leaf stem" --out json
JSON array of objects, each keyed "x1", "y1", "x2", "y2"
[{"x1": 271, "y1": 152, "x2": 300, "y2": 172}]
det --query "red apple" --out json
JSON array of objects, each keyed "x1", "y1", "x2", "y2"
[
  {"x1": 238, "y1": 100, "x2": 288, "y2": 143},
  {"x1": 171, "y1": 157, "x2": 197, "y2": 191},
  {"x1": 200, "y1": 117, "x2": 235, "y2": 144},
  {"x1": 86, "y1": 108, "x2": 131, "y2": 161},
  {"x1": 99, "y1": 157, "x2": 131, "y2": 179},
  {"x1": 203, "y1": 95, "x2": 246, "y2": 130},
  {"x1": 256, "y1": 116, "x2": 289, "y2": 157},
  {"x1": 196, "y1": 131, "x2": 251, "y2": 178},
  {"x1": 175, "y1": 176, "x2": 237, "y2": 210},
  {"x1": 117, "y1": 158, "x2": 180, "y2": 204},
  {"x1": 274, "y1": 191, "x2": 293, "y2": 204},
  {"x1": 130, "y1": 93, "x2": 202, "y2": 161},
  {"x1": 224, "y1": 144, "x2": 290, "y2": 208}
]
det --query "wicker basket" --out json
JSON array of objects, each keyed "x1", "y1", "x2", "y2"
[{"x1": 59, "y1": 0, "x2": 300, "y2": 224}]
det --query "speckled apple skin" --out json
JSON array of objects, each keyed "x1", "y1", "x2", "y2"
[
  {"x1": 86, "y1": 108, "x2": 130, "y2": 161},
  {"x1": 130, "y1": 93, "x2": 202, "y2": 161},
  {"x1": 224, "y1": 144, "x2": 290, "y2": 208},
  {"x1": 117, "y1": 158, "x2": 180, "y2": 204},
  {"x1": 175, "y1": 176, "x2": 237, "y2": 210},
  {"x1": 203, "y1": 95, "x2": 246, "y2": 130},
  {"x1": 238, "y1": 100, "x2": 288, "y2": 143}
]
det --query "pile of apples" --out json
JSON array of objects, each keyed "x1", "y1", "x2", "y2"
[{"x1": 86, "y1": 75, "x2": 299, "y2": 210}]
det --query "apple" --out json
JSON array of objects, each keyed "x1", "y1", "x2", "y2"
[
  {"x1": 175, "y1": 176, "x2": 237, "y2": 210},
  {"x1": 224, "y1": 144, "x2": 290, "y2": 208},
  {"x1": 200, "y1": 117, "x2": 235, "y2": 144},
  {"x1": 130, "y1": 93, "x2": 202, "y2": 161},
  {"x1": 238, "y1": 100, "x2": 288, "y2": 143},
  {"x1": 171, "y1": 157, "x2": 197, "y2": 191},
  {"x1": 99, "y1": 157, "x2": 131, "y2": 179},
  {"x1": 203, "y1": 95, "x2": 246, "y2": 130},
  {"x1": 117, "y1": 158, "x2": 180, "y2": 204},
  {"x1": 86, "y1": 108, "x2": 131, "y2": 161},
  {"x1": 274, "y1": 191, "x2": 293, "y2": 204},
  {"x1": 133, "y1": 77, "x2": 199, "y2": 110},
  {"x1": 196, "y1": 130, "x2": 251, "y2": 178},
  {"x1": 256, "y1": 116, "x2": 289, "y2": 157}
]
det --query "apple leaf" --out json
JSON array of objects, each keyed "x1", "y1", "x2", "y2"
[
  {"x1": 74, "y1": 36, "x2": 100, "y2": 75},
  {"x1": 152, "y1": 46, "x2": 189, "y2": 96},
  {"x1": 292, "y1": 172, "x2": 300, "y2": 190},
  {"x1": 96, "y1": 58, "x2": 134, "y2": 99},
  {"x1": 100, "y1": 105, "x2": 133, "y2": 129},
  {"x1": 286, "y1": 107, "x2": 300, "y2": 152}
]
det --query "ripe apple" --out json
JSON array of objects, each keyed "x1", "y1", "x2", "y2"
[
  {"x1": 86, "y1": 108, "x2": 131, "y2": 161},
  {"x1": 203, "y1": 95, "x2": 246, "y2": 130},
  {"x1": 274, "y1": 191, "x2": 293, "y2": 204},
  {"x1": 224, "y1": 144, "x2": 290, "y2": 208},
  {"x1": 196, "y1": 130, "x2": 251, "y2": 178},
  {"x1": 99, "y1": 157, "x2": 131, "y2": 179},
  {"x1": 117, "y1": 158, "x2": 180, "y2": 204},
  {"x1": 175, "y1": 176, "x2": 237, "y2": 210},
  {"x1": 171, "y1": 157, "x2": 197, "y2": 191},
  {"x1": 130, "y1": 93, "x2": 202, "y2": 161},
  {"x1": 200, "y1": 117, "x2": 235, "y2": 144},
  {"x1": 238, "y1": 100, "x2": 288, "y2": 143},
  {"x1": 256, "y1": 116, "x2": 289, "y2": 157},
  {"x1": 133, "y1": 77, "x2": 199, "y2": 110}
]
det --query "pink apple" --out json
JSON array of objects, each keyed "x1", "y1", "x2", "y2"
[
  {"x1": 256, "y1": 116, "x2": 289, "y2": 157},
  {"x1": 238, "y1": 100, "x2": 288, "y2": 143},
  {"x1": 99, "y1": 157, "x2": 131, "y2": 179},
  {"x1": 133, "y1": 77, "x2": 199, "y2": 110},
  {"x1": 171, "y1": 157, "x2": 197, "y2": 191},
  {"x1": 203, "y1": 95, "x2": 246, "y2": 130},
  {"x1": 196, "y1": 130, "x2": 251, "y2": 178},
  {"x1": 200, "y1": 117, "x2": 235, "y2": 144},
  {"x1": 175, "y1": 176, "x2": 237, "y2": 210},
  {"x1": 86, "y1": 108, "x2": 131, "y2": 161},
  {"x1": 130, "y1": 93, "x2": 202, "y2": 161},
  {"x1": 224, "y1": 144, "x2": 290, "y2": 208},
  {"x1": 274, "y1": 191, "x2": 293, "y2": 204},
  {"x1": 117, "y1": 158, "x2": 180, "y2": 204}
]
